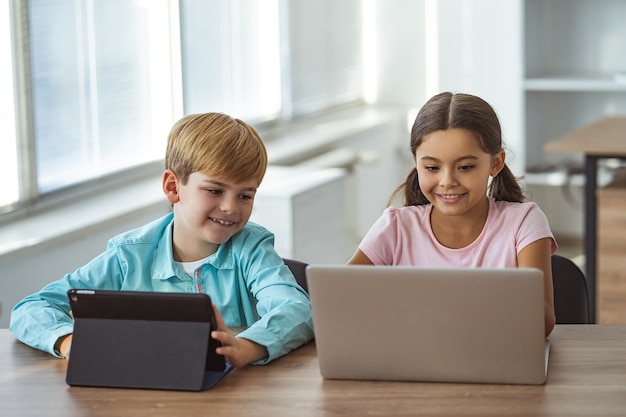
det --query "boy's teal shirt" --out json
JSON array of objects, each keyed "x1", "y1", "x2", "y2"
[{"x1": 10, "y1": 213, "x2": 314, "y2": 364}]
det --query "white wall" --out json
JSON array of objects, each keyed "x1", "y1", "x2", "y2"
[
  {"x1": 436, "y1": 0, "x2": 524, "y2": 174},
  {"x1": 371, "y1": 0, "x2": 429, "y2": 109}
]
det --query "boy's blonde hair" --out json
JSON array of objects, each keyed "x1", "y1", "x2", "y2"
[{"x1": 165, "y1": 112, "x2": 267, "y2": 185}]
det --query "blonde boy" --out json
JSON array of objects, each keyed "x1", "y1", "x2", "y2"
[{"x1": 11, "y1": 113, "x2": 314, "y2": 367}]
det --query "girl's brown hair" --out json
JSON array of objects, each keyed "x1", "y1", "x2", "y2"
[{"x1": 390, "y1": 92, "x2": 524, "y2": 206}]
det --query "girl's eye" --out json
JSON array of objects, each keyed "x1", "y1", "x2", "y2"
[
  {"x1": 459, "y1": 165, "x2": 474, "y2": 171},
  {"x1": 424, "y1": 166, "x2": 439, "y2": 172}
]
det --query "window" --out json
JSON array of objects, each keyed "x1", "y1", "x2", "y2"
[
  {"x1": 0, "y1": 0, "x2": 18, "y2": 209},
  {"x1": 28, "y1": 0, "x2": 181, "y2": 194},
  {"x1": 3, "y1": 0, "x2": 364, "y2": 217},
  {"x1": 180, "y1": 0, "x2": 281, "y2": 121},
  {"x1": 283, "y1": 0, "x2": 363, "y2": 118}
]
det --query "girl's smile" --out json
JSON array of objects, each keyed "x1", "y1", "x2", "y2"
[{"x1": 434, "y1": 193, "x2": 467, "y2": 203}]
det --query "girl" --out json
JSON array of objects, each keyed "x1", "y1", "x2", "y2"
[{"x1": 348, "y1": 92, "x2": 557, "y2": 336}]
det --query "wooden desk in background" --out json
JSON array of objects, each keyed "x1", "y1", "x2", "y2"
[
  {"x1": 2, "y1": 326, "x2": 626, "y2": 417},
  {"x1": 545, "y1": 117, "x2": 626, "y2": 323}
]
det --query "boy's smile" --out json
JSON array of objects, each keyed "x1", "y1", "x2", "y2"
[{"x1": 164, "y1": 171, "x2": 259, "y2": 262}]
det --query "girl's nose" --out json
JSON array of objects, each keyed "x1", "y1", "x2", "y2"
[{"x1": 439, "y1": 169, "x2": 458, "y2": 188}]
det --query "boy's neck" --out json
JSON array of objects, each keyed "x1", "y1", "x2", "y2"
[{"x1": 172, "y1": 240, "x2": 219, "y2": 263}]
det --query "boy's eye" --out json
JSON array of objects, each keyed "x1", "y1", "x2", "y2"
[
  {"x1": 207, "y1": 189, "x2": 223, "y2": 195},
  {"x1": 239, "y1": 194, "x2": 254, "y2": 201}
]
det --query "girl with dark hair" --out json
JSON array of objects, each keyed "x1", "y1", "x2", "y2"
[{"x1": 348, "y1": 92, "x2": 557, "y2": 336}]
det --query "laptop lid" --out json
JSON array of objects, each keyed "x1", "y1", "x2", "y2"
[
  {"x1": 66, "y1": 289, "x2": 231, "y2": 391},
  {"x1": 306, "y1": 265, "x2": 549, "y2": 385}
]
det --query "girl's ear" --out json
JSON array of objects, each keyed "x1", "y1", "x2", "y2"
[
  {"x1": 162, "y1": 169, "x2": 180, "y2": 204},
  {"x1": 490, "y1": 150, "x2": 506, "y2": 177}
]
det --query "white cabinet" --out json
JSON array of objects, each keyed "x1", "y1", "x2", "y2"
[
  {"x1": 523, "y1": 0, "x2": 626, "y2": 177},
  {"x1": 251, "y1": 166, "x2": 352, "y2": 264}
]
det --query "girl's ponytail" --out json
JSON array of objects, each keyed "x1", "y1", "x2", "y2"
[{"x1": 489, "y1": 164, "x2": 525, "y2": 203}]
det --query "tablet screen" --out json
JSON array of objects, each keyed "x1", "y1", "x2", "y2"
[{"x1": 67, "y1": 289, "x2": 226, "y2": 371}]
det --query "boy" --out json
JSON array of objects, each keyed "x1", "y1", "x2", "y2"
[{"x1": 10, "y1": 112, "x2": 314, "y2": 367}]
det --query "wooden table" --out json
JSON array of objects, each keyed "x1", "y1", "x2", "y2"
[
  {"x1": 2, "y1": 326, "x2": 626, "y2": 416},
  {"x1": 545, "y1": 117, "x2": 626, "y2": 323}
]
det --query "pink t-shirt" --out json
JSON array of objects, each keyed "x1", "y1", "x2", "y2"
[{"x1": 359, "y1": 198, "x2": 557, "y2": 268}]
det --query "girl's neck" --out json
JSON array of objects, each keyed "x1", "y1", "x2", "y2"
[{"x1": 429, "y1": 198, "x2": 490, "y2": 249}]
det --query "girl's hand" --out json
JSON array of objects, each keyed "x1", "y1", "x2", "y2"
[{"x1": 210, "y1": 305, "x2": 268, "y2": 368}]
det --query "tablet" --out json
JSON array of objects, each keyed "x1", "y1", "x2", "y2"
[{"x1": 67, "y1": 289, "x2": 228, "y2": 391}]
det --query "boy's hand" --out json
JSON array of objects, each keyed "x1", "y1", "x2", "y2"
[
  {"x1": 210, "y1": 305, "x2": 268, "y2": 368},
  {"x1": 56, "y1": 334, "x2": 73, "y2": 359}
]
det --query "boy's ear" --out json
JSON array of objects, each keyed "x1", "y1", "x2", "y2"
[
  {"x1": 162, "y1": 169, "x2": 180, "y2": 204},
  {"x1": 490, "y1": 150, "x2": 506, "y2": 177}
]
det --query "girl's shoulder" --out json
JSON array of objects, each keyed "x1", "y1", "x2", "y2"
[
  {"x1": 489, "y1": 199, "x2": 547, "y2": 223},
  {"x1": 381, "y1": 204, "x2": 432, "y2": 224},
  {"x1": 490, "y1": 198, "x2": 540, "y2": 213},
  {"x1": 384, "y1": 204, "x2": 431, "y2": 216}
]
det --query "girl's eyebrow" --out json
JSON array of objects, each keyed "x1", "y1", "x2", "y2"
[{"x1": 419, "y1": 155, "x2": 480, "y2": 163}]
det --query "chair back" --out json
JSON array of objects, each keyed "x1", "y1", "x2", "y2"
[
  {"x1": 283, "y1": 258, "x2": 309, "y2": 293},
  {"x1": 284, "y1": 255, "x2": 591, "y2": 323},
  {"x1": 551, "y1": 254, "x2": 590, "y2": 324}
]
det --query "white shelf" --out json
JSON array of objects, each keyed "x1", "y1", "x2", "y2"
[
  {"x1": 523, "y1": 0, "x2": 626, "y2": 188},
  {"x1": 524, "y1": 75, "x2": 626, "y2": 92},
  {"x1": 522, "y1": 172, "x2": 585, "y2": 187}
]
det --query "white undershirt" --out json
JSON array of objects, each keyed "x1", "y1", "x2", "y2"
[{"x1": 175, "y1": 255, "x2": 212, "y2": 277}]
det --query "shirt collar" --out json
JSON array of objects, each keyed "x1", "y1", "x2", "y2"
[{"x1": 152, "y1": 216, "x2": 236, "y2": 281}]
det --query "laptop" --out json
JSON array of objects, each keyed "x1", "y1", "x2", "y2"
[
  {"x1": 306, "y1": 265, "x2": 550, "y2": 385},
  {"x1": 66, "y1": 289, "x2": 232, "y2": 391}
]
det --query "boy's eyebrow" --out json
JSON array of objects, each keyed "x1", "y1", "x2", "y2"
[
  {"x1": 419, "y1": 155, "x2": 480, "y2": 163},
  {"x1": 201, "y1": 179, "x2": 257, "y2": 192}
]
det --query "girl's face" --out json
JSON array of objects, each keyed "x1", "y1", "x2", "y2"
[
  {"x1": 413, "y1": 128, "x2": 504, "y2": 219},
  {"x1": 166, "y1": 171, "x2": 258, "y2": 262}
]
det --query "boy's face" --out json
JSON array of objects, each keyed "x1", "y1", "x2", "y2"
[{"x1": 166, "y1": 171, "x2": 259, "y2": 262}]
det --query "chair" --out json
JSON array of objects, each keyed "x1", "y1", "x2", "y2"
[
  {"x1": 283, "y1": 258, "x2": 309, "y2": 293},
  {"x1": 551, "y1": 254, "x2": 590, "y2": 324},
  {"x1": 284, "y1": 255, "x2": 591, "y2": 323}
]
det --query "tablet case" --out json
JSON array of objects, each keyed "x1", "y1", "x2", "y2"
[{"x1": 66, "y1": 290, "x2": 232, "y2": 391}]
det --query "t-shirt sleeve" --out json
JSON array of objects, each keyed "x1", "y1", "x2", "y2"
[
  {"x1": 517, "y1": 203, "x2": 558, "y2": 255},
  {"x1": 359, "y1": 207, "x2": 398, "y2": 265}
]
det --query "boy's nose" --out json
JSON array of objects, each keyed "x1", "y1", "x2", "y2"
[{"x1": 219, "y1": 197, "x2": 238, "y2": 214}]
